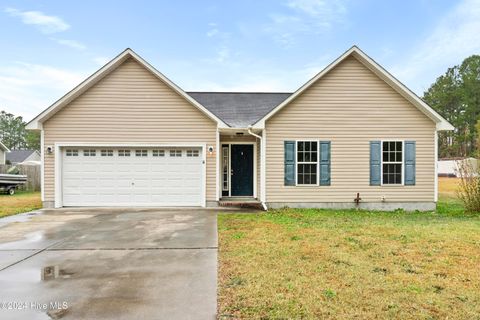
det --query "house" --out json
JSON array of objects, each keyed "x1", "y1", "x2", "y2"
[
  {"x1": 0, "y1": 141, "x2": 9, "y2": 165},
  {"x1": 6, "y1": 150, "x2": 41, "y2": 165},
  {"x1": 26, "y1": 46, "x2": 453, "y2": 210},
  {"x1": 438, "y1": 158, "x2": 479, "y2": 177}
]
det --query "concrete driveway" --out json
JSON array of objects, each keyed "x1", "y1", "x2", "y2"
[{"x1": 0, "y1": 208, "x2": 218, "y2": 320}]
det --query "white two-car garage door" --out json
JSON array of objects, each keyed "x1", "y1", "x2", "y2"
[{"x1": 61, "y1": 147, "x2": 204, "y2": 207}]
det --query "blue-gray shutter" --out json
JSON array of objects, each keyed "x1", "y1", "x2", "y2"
[
  {"x1": 370, "y1": 141, "x2": 381, "y2": 186},
  {"x1": 404, "y1": 141, "x2": 416, "y2": 185},
  {"x1": 284, "y1": 141, "x2": 296, "y2": 186},
  {"x1": 319, "y1": 141, "x2": 331, "y2": 186}
]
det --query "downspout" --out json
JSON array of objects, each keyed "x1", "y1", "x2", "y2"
[{"x1": 247, "y1": 126, "x2": 268, "y2": 211}]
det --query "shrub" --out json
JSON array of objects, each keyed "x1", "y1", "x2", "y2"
[{"x1": 456, "y1": 159, "x2": 480, "y2": 213}]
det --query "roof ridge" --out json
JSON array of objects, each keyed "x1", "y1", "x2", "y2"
[{"x1": 186, "y1": 91, "x2": 292, "y2": 94}]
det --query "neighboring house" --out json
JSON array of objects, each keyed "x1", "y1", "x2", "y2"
[
  {"x1": 438, "y1": 158, "x2": 479, "y2": 177},
  {"x1": 6, "y1": 150, "x2": 41, "y2": 165},
  {"x1": 26, "y1": 46, "x2": 454, "y2": 210},
  {"x1": 0, "y1": 141, "x2": 9, "y2": 165}
]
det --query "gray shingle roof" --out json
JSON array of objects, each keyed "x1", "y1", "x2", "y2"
[
  {"x1": 6, "y1": 150, "x2": 37, "y2": 164},
  {"x1": 187, "y1": 92, "x2": 291, "y2": 127}
]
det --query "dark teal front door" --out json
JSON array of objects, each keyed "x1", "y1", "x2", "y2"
[{"x1": 231, "y1": 144, "x2": 254, "y2": 196}]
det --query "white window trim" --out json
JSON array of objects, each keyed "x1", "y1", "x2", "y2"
[
  {"x1": 380, "y1": 139, "x2": 405, "y2": 186},
  {"x1": 295, "y1": 140, "x2": 320, "y2": 187}
]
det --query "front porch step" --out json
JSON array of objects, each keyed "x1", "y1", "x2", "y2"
[{"x1": 219, "y1": 198, "x2": 263, "y2": 210}]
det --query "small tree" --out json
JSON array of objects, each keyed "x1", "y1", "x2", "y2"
[{"x1": 456, "y1": 159, "x2": 480, "y2": 213}]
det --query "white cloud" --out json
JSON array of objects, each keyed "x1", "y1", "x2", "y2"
[
  {"x1": 5, "y1": 7, "x2": 70, "y2": 33},
  {"x1": 390, "y1": 0, "x2": 480, "y2": 94},
  {"x1": 287, "y1": 0, "x2": 346, "y2": 20},
  {"x1": 0, "y1": 62, "x2": 87, "y2": 120},
  {"x1": 264, "y1": 0, "x2": 348, "y2": 47},
  {"x1": 93, "y1": 56, "x2": 110, "y2": 66},
  {"x1": 207, "y1": 28, "x2": 219, "y2": 37},
  {"x1": 52, "y1": 38, "x2": 86, "y2": 50}
]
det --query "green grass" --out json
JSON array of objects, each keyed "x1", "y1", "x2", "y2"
[
  {"x1": 218, "y1": 195, "x2": 480, "y2": 319},
  {"x1": 0, "y1": 191, "x2": 42, "y2": 218}
]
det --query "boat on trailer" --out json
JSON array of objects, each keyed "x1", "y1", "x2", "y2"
[{"x1": 0, "y1": 174, "x2": 27, "y2": 195}]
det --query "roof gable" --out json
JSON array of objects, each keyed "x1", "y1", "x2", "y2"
[
  {"x1": 0, "y1": 141, "x2": 9, "y2": 152},
  {"x1": 26, "y1": 49, "x2": 228, "y2": 130},
  {"x1": 6, "y1": 150, "x2": 38, "y2": 163},
  {"x1": 253, "y1": 46, "x2": 454, "y2": 131}
]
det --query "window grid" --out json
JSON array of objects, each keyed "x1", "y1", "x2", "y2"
[
  {"x1": 118, "y1": 150, "x2": 131, "y2": 157},
  {"x1": 66, "y1": 149, "x2": 78, "y2": 156},
  {"x1": 101, "y1": 149, "x2": 113, "y2": 157},
  {"x1": 83, "y1": 149, "x2": 96, "y2": 157},
  {"x1": 135, "y1": 149, "x2": 148, "y2": 157},
  {"x1": 297, "y1": 141, "x2": 318, "y2": 185},
  {"x1": 170, "y1": 150, "x2": 182, "y2": 157},
  {"x1": 187, "y1": 150, "x2": 199, "y2": 157},
  {"x1": 152, "y1": 150, "x2": 165, "y2": 157},
  {"x1": 382, "y1": 141, "x2": 403, "y2": 185}
]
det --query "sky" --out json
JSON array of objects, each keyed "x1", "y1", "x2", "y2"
[{"x1": 0, "y1": 0, "x2": 479, "y2": 121}]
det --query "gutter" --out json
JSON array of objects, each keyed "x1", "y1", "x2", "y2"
[{"x1": 247, "y1": 126, "x2": 268, "y2": 211}]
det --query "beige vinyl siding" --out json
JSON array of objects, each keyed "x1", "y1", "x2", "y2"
[
  {"x1": 43, "y1": 58, "x2": 217, "y2": 202},
  {"x1": 0, "y1": 149, "x2": 5, "y2": 164},
  {"x1": 266, "y1": 56, "x2": 436, "y2": 203},
  {"x1": 220, "y1": 134, "x2": 261, "y2": 198}
]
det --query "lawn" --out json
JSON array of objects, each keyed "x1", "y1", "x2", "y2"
[
  {"x1": 0, "y1": 191, "x2": 42, "y2": 218},
  {"x1": 218, "y1": 179, "x2": 480, "y2": 319}
]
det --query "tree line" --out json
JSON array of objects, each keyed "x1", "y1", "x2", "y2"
[
  {"x1": 0, "y1": 111, "x2": 40, "y2": 151},
  {"x1": 423, "y1": 55, "x2": 480, "y2": 158}
]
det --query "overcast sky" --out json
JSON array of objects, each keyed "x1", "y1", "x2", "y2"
[{"x1": 1, "y1": 0, "x2": 479, "y2": 121}]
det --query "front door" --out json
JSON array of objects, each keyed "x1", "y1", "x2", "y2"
[{"x1": 231, "y1": 144, "x2": 254, "y2": 196}]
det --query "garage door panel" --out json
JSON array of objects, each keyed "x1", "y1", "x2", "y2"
[{"x1": 62, "y1": 147, "x2": 203, "y2": 206}]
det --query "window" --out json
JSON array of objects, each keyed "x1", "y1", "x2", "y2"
[
  {"x1": 382, "y1": 141, "x2": 403, "y2": 185},
  {"x1": 222, "y1": 146, "x2": 229, "y2": 191},
  {"x1": 170, "y1": 150, "x2": 182, "y2": 157},
  {"x1": 297, "y1": 141, "x2": 318, "y2": 185},
  {"x1": 101, "y1": 149, "x2": 113, "y2": 157},
  {"x1": 83, "y1": 149, "x2": 96, "y2": 156},
  {"x1": 152, "y1": 150, "x2": 165, "y2": 157},
  {"x1": 66, "y1": 149, "x2": 78, "y2": 156},
  {"x1": 118, "y1": 150, "x2": 131, "y2": 157},
  {"x1": 186, "y1": 150, "x2": 199, "y2": 157},
  {"x1": 135, "y1": 149, "x2": 148, "y2": 157}
]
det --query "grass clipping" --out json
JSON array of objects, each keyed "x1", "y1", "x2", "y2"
[{"x1": 456, "y1": 160, "x2": 480, "y2": 213}]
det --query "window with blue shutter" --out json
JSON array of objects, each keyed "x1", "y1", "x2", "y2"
[
  {"x1": 284, "y1": 141, "x2": 295, "y2": 186},
  {"x1": 370, "y1": 141, "x2": 381, "y2": 185},
  {"x1": 404, "y1": 141, "x2": 416, "y2": 185},
  {"x1": 319, "y1": 141, "x2": 331, "y2": 185}
]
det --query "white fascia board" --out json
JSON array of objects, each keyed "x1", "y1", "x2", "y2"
[
  {"x1": 352, "y1": 48, "x2": 454, "y2": 132},
  {"x1": 26, "y1": 48, "x2": 229, "y2": 130},
  {"x1": 252, "y1": 46, "x2": 454, "y2": 131},
  {"x1": 252, "y1": 46, "x2": 358, "y2": 129},
  {"x1": 0, "y1": 141, "x2": 9, "y2": 152},
  {"x1": 127, "y1": 50, "x2": 229, "y2": 128}
]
